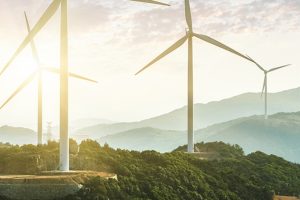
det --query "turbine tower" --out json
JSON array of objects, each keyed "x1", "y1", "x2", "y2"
[
  {"x1": 24, "y1": 11, "x2": 43, "y2": 145},
  {"x1": 60, "y1": 0, "x2": 69, "y2": 172},
  {"x1": 135, "y1": 0, "x2": 254, "y2": 153},
  {"x1": 246, "y1": 55, "x2": 291, "y2": 120},
  {"x1": 46, "y1": 122, "x2": 53, "y2": 142}
]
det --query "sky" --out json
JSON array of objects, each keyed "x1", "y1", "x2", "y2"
[{"x1": 0, "y1": 0, "x2": 299, "y2": 129}]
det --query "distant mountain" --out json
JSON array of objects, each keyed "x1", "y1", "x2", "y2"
[
  {"x1": 78, "y1": 87, "x2": 300, "y2": 138},
  {"x1": 100, "y1": 127, "x2": 184, "y2": 152},
  {"x1": 0, "y1": 126, "x2": 36, "y2": 145},
  {"x1": 200, "y1": 112, "x2": 300, "y2": 163},
  {"x1": 73, "y1": 118, "x2": 115, "y2": 127},
  {"x1": 70, "y1": 118, "x2": 116, "y2": 132},
  {"x1": 50, "y1": 118, "x2": 116, "y2": 137},
  {"x1": 99, "y1": 111, "x2": 300, "y2": 163}
]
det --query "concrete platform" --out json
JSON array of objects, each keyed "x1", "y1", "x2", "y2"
[{"x1": 0, "y1": 171, "x2": 117, "y2": 200}]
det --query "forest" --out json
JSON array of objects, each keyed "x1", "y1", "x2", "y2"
[{"x1": 0, "y1": 140, "x2": 300, "y2": 200}]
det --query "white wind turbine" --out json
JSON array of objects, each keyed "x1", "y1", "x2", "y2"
[
  {"x1": 0, "y1": 0, "x2": 170, "y2": 171},
  {"x1": 135, "y1": 0, "x2": 254, "y2": 153},
  {"x1": 0, "y1": 11, "x2": 97, "y2": 146},
  {"x1": 0, "y1": 0, "x2": 78, "y2": 171},
  {"x1": 246, "y1": 55, "x2": 291, "y2": 120}
]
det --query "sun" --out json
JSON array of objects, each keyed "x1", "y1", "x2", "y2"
[{"x1": 0, "y1": 50, "x2": 61, "y2": 103}]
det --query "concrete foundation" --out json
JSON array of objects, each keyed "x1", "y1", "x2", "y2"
[{"x1": 0, "y1": 171, "x2": 117, "y2": 200}]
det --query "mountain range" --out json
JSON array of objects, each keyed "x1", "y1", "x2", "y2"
[
  {"x1": 100, "y1": 112, "x2": 300, "y2": 163},
  {"x1": 76, "y1": 87, "x2": 300, "y2": 137},
  {"x1": 1, "y1": 87, "x2": 300, "y2": 163}
]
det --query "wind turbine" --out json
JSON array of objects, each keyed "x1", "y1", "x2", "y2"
[
  {"x1": 0, "y1": 0, "x2": 76, "y2": 171},
  {"x1": 135, "y1": 0, "x2": 254, "y2": 153},
  {"x1": 0, "y1": 0, "x2": 170, "y2": 171},
  {"x1": 130, "y1": 0, "x2": 170, "y2": 6},
  {"x1": 246, "y1": 55, "x2": 291, "y2": 120},
  {"x1": 0, "y1": 11, "x2": 97, "y2": 146}
]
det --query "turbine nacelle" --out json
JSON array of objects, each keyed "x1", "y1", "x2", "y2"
[{"x1": 185, "y1": 28, "x2": 193, "y2": 37}]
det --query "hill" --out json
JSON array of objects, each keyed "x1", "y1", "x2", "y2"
[
  {"x1": 99, "y1": 112, "x2": 300, "y2": 163},
  {"x1": 100, "y1": 127, "x2": 184, "y2": 152},
  {"x1": 77, "y1": 87, "x2": 300, "y2": 138},
  {"x1": 200, "y1": 112, "x2": 300, "y2": 163},
  {"x1": 1, "y1": 141, "x2": 300, "y2": 200},
  {"x1": 51, "y1": 118, "x2": 116, "y2": 137},
  {"x1": 174, "y1": 142, "x2": 245, "y2": 159},
  {"x1": 0, "y1": 126, "x2": 36, "y2": 145}
]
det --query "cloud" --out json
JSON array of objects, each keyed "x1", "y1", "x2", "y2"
[
  {"x1": 1, "y1": 0, "x2": 299, "y2": 45},
  {"x1": 96, "y1": 0, "x2": 300, "y2": 45},
  {"x1": 145, "y1": 0, "x2": 300, "y2": 33}
]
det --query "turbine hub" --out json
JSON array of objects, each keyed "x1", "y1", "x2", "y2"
[{"x1": 185, "y1": 28, "x2": 193, "y2": 36}]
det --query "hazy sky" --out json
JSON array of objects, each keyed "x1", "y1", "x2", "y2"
[{"x1": 0, "y1": 0, "x2": 299, "y2": 128}]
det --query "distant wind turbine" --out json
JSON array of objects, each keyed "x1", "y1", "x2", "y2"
[
  {"x1": 0, "y1": 11, "x2": 97, "y2": 146},
  {"x1": 130, "y1": 0, "x2": 170, "y2": 6},
  {"x1": 135, "y1": 0, "x2": 254, "y2": 153},
  {"x1": 246, "y1": 55, "x2": 291, "y2": 120}
]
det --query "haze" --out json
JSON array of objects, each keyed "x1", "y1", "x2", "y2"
[{"x1": 0, "y1": 0, "x2": 299, "y2": 129}]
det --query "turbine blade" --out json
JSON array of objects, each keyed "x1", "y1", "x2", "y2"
[
  {"x1": 268, "y1": 64, "x2": 291, "y2": 72},
  {"x1": 261, "y1": 75, "x2": 266, "y2": 98},
  {"x1": 245, "y1": 54, "x2": 265, "y2": 72},
  {"x1": 0, "y1": 72, "x2": 37, "y2": 110},
  {"x1": 69, "y1": 72, "x2": 98, "y2": 83},
  {"x1": 43, "y1": 67, "x2": 97, "y2": 83},
  {"x1": 0, "y1": 0, "x2": 61, "y2": 76},
  {"x1": 193, "y1": 33, "x2": 253, "y2": 62},
  {"x1": 185, "y1": 0, "x2": 193, "y2": 30},
  {"x1": 135, "y1": 35, "x2": 188, "y2": 75},
  {"x1": 130, "y1": 0, "x2": 170, "y2": 6},
  {"x1": 24, "y1": 11, "x2": 41, "y2": 65}
]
